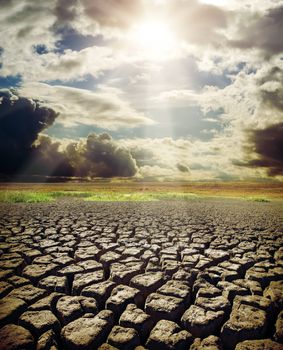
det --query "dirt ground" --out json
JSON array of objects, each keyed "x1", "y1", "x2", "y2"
[{"x1": 0, "y1": 199, "x2": 282, "y2": 349}]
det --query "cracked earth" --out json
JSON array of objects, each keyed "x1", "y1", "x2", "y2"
[{"x1": 0, "y1": 199, "x2": 282, "y2": 349}]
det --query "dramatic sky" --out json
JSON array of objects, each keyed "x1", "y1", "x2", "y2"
[{"x1": 0, "y1": 0, "x2": 283, "y2": 180}]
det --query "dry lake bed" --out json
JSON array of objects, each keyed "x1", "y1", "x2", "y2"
[{"x1": 0, "y1": 199, "x2": 282, "y2": 349}]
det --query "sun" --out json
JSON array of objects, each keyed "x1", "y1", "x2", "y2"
[{"x1": 129, "y1": 19, "x2": 177, "y2": 61}]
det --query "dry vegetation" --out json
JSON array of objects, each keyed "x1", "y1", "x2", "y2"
[{"x1": 0, "y1": 181, "x2": 282, "y2": 201}]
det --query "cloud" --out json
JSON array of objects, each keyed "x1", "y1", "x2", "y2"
[
  {"x1": 125, "y1": 138, "x2": 195, "y2": 180},
  {"x1": 151, "y1": 89, "x2": 199, "y2": 108},
  {"x1": 0, "y1": 89, "x2": 138, "y2": 178},
  {"x1": 0, "y1": 89, "x2": 58, "y2": 174},
  {"x1": 1, "y1": 0, "x2": 281, "y2": 87},
  {"x1": 1, "y1": 44, "x2": 120, "y2": 82},
  {"x1": 229, "y1": 5, "x2": 283, "y2": 57},
  {"x1": 0, "y1": 0, "x2": 230, "y2": 83},
  {"x1": 25, "y1": 133, "x2": 138, "y2": 179},
  {"x1": 129, "y1": 146, "x2": 156, "y2": 167},
  {"x1": 67, "y1": 133, "x2": 138, "y2": 177},
  {"x1": 0, "y1": 1, "x2": 57, "y2": 45},
  {"x1": 0, "y1": 0, "x2": 58, "y2": 77},
  {"x1": 145, "y1": 62, "x2": 283, "y2": 180},
  {"x1": 0, "y1": 1, "x2": 283, "y2": 183},
  {"x1": 176, "y1": 163, "x2": 190, "y2": 173},
  {"x1": 258, "y1": 66, "x2": 283, "y2": 114},
  {"x1": 19, "y1": 83, "x2": 154, "y2": 129},
  {"x1": 0, "y1": 1, "x2": 124, "y2": 82},
  {"x1": 169, "y1": 0, "x2": 230, "y2": 47},
  {"x1": 241, "y1": 123, "x2": 283, "y2": 176},
  {"x1": 123, "y1": 135, "x2": 271, "y2": 181},
  {"x1": 81, "y1": 0, "x2": 144, "y2": 30},
  {"x1": 0, "y1": 87, "x2": 275, "y2": 181},
  {"x1": 156, "y1": 60, "x2": 283, "y2": 128},
  {"x1": 19, "y1": 133, "x2": 138, "y2": 179},
  {"x1": 23, "y1": 135, "x2": 74, "y2": 177},
  {"x1": 55, "y1": 0, "x2": 78, "y2": 23}
]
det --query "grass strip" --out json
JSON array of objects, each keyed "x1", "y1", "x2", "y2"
[
  {"x1": 0, "y1": 191, "x2": 53, "y2": 203},
  {"x1": 0, "y1": 190, "x2": 272, "y2": 203}
]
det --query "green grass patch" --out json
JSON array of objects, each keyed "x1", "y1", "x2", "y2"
[
  {"x1": 85, "y1": 192, "x2": 199, "y2": 201},
  {"x1": 0, "y1": 190, "x2": 272, "y2": 203},
  {"x1": 0, "y1": 191, "x2": 53, "y2": 203},
  {"x1": 0, "y1": 191, "x2": 94, "y2": 203},
  {"x1": 50, "y1": 191, "x2": 93, "y2": 199},
  {"x1": 152, "y1": 192, "x2": 199, "y2": 201},
  {"x1": 246, "y1": 196, "x2": 271, "y2": 203},
  {"x1": 85, "y1": 192, "x2": 158, "y2": 201}
]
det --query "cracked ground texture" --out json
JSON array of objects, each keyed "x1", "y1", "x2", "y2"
[{"x1": 0, "y1": 199, "x2": 282, "y2": 350}]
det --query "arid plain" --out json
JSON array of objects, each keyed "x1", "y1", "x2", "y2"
[{"x1": 0, "y1": 182, "x2": 282, "y2": 349}]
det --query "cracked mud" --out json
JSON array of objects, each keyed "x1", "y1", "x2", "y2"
[{"x1": 0, "y1": 199, "x2": 282, "y2": 349}]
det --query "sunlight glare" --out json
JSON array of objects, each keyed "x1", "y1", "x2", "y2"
[
  {"x1": 130, "y1": 19, "x2": 177, "y2": 61},
  {"x1": 199, "y1": 0, "x2": 227, "y2": 6}
]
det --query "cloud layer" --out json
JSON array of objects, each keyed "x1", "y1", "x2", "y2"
[
  {"x1": 0, "y1": 90, "x2": 137, "y2": 178},
  {"x1": 19, "y1": 83, "x2": 154, "y2": 129},
  {"x1": 0, "y1": 1, "x2": 283, "y2": 181},
  {"x1": 243, "y1": 123, "x2": 283, "y2": 176},
  {"x1": 0, "y1": 90, "x2": 57, "y2": 174},
  {"x1": 0, "y1": 88, "x2": 281, "y2": 181}
]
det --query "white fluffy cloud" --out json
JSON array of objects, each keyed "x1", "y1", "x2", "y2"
[
  {"x1": 19, "y1": 82, "x2": 154, "y2": 129},
  {"x1": 153, "y1": 55, "x2": 283, "y2": 129},
  {"x1": 141, "y1": 55, "x2": 283, "y2": 180},
  {"x1": 1, "y1": 46, "x2": 123, "y2": 82},
  {"x1": 122, "y1": 136, "x2": 267, "y2": 181}
]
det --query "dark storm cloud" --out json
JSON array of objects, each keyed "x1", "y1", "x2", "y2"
[
  {"x1": 240, "y1": 123, "x2": 283, "y2": 176},
  {"x1": 258, "y1": 66, "x2": 283, "y2": 113},
  {"x1": 0, "y1": 90, "x2": 138, "y2": 178},
  {"x1": 0, "y1": 90, "x2": 57, "y2": 174},
  {"x1": 176, "y1": 163, "x2": 190, "y2": 173},
  {"x1": 25, "y1": 135, "x2": 74, "y2": 177},
  {"x1": 67, "y1": 133, "x2": 138, "y2": 178},
  {"x1": 230, "y1": 5, "x2": 283, "y2": 56},
  {"x1": 0, "y1": 0, "x2": 12, "y2": 7}
]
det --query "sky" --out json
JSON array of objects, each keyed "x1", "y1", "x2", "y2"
[{"x1": 0, "y1": 0, "x2": 283, "y2": 181}]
